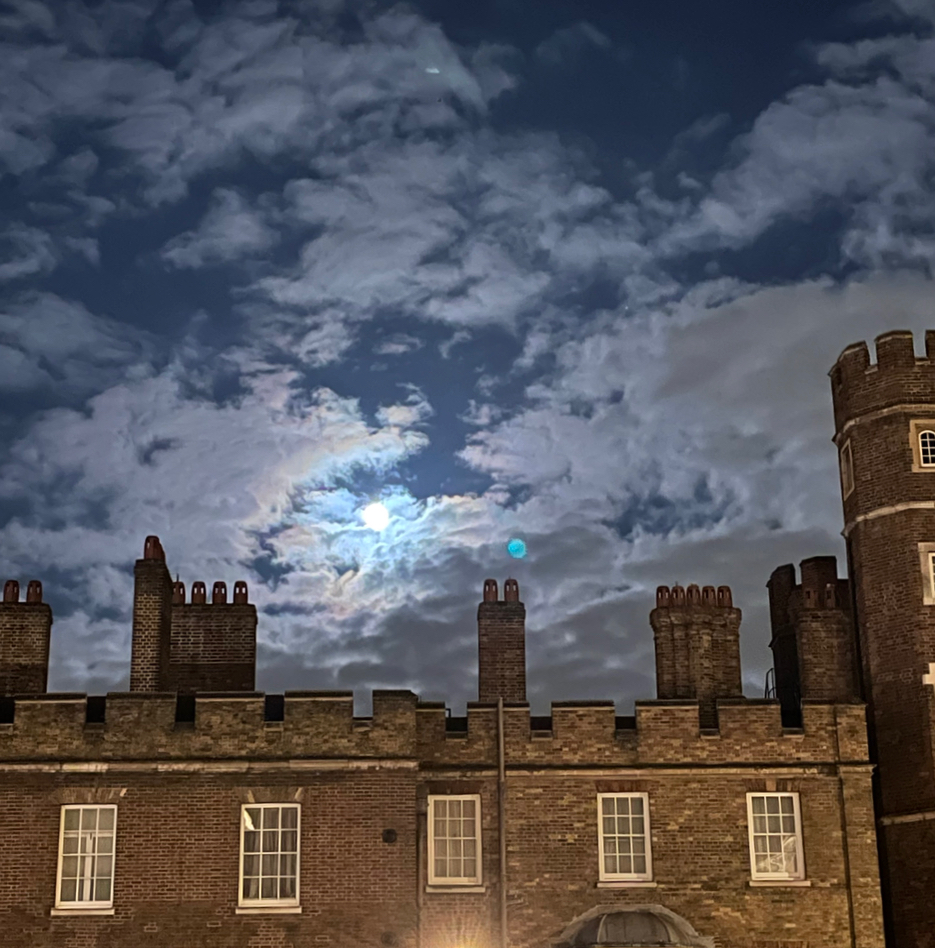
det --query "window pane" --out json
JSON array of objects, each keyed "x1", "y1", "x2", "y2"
[
  {"x1": 618, "y1": 837, "x2": 632, "y2": 854},
  {"x1": 263, "y1": 808, "x2": 280, "y2": 829},
  {"x1": 633, "y1": 855, "x2": 646, "y2": 874},
  {"x1": 604, "y1": 838, "x2": 616, "y2": 854},
  {"x1": 281, "y1": 807, "x2": 297, "y2": 829},
  {"x1": 244, "y1": 808, "x2": 260, "y2": 832},
  {"x1": 243, "y1": 831, "x2": 259, "y2": 853},
  {"x1": 60, "y1": 878, "x2": 77, "y2": 902},
  {"x1": 753, "y1": 815, "x2": 767, "y2": 834},
  {"x1": 462, "y1": 858, "x2": 476, "y2": 878},
  {"x1": 766, "y1": 797, "x2": 780, "y2": 814},
  {"x1": 61, "y1": 856, "x2": 78, "y2": 878},
  {"x1": 63, "y1": 835, "x2": 79, "y2": 855},
  {"x1": 631, "y1": 797, "x2": 643, "y2": 815},
  {"x1": 602, "y1": 797, "x2": 614, "y2": 815},
  {"x1": 779, "y1": 796, "x2": 794, "y2": 814},
  {"x1": 631, "y1": 816, "x2": 644, "y2": 835},
  {"x1": 243, "y1": 877, "x2": 259, "y2": 900},
  {"x1": 434, "y1": 800, "x2": 447, "y2": 819},
  {"x1": 262, "y1": 830, "x2": 278, "y2": 852},
  {"x1": 81, "y1": 809, "x2": 98, "y2": 831},
  {"x1": 281, "y1": 876, "x2": 296, "y2": 899},
  {"x1": 602, "y1": 816, "x2": 615, "y2": 835},
  {"x1": 767, "y1": 815, "x2": 781, "y2": 833},
  {"x1": 434, "y1": 819, "x2": 445, "y2": 838},
  {"x1": 261, "y1": 877, "x2": 276, "y2": 899},
  {"x1": 94, "y1": 878, "x2": 111, "y2": 902},
  {"x1": 603, "y1": 855, "x2": 616, "y2": 874},
  {"x1": 98, "y1": 809, "x2": 115, "y2": 831},
  {"x1": 463, "y1": 800, "x2": 475, "y2": 818},
  {"x1": 449, "y1": 799, "x2": 462, "y2": 818},
  {"x1": 754, "y1": 836, "x2": 767, "y2": 854},
  {"x1": 96, "y1": 856, "x2": 113, "y2": 878},
  {"x1": 280, "y1": 853, "x2": 297, "y2": 877},
  {"x1": 782, "y1": 815, "x2": 796, "y2": 833},
  {"x1": 434, "y1": 858, "x2": 447, "y2": 878},
  {"x1": 64, "y1": 809, "x2": 80, "y2": 831},
  {"x1": 632, "y1": 837, "x2": 645, "y2": 854},
  {"x1": 463, "y1": 839, "x2": 476, "y2": 858},
  {"x1": 751, "y1": 797, "x2": 765, "y2": 815},
  {"x1": 243, "y1": 855, "x2": 259, "y2": 877},
  {"x1": 462, "y1": 818, "x2": 476, "y2": 839},
  {"x1": 281, "y1": 830, "x2": 297, "y2": 853},
  {"x1": 435, "y1": 839, "x2": 447, "y2": 858},
  {"x1": 262, "y1": 854, "x2": 278, "y2": 876}
]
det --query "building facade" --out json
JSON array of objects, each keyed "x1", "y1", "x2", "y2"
[{"x1": 2, "y1": 328, "x2": 933, "y2": 948}]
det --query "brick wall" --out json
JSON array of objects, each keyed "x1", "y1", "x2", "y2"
[
  {"x1": 167, "y1": 602, "x2": 257, "y2": 692},
  {"x1": 0, "y1": 691, "x2": 883, "y2": 948}
]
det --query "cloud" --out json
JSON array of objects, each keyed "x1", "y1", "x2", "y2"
[
  {"x1": 0, "y1": 293, "x2": 154, "y2": 394},
  {"x1": 0, "y1": 224, "x2": 58, "y2": 282},
  {"x1": 535, "y1": 22, "x2": 615, "y2": 67},
  {"x1": 161, "y1": 187, "x2": 279, "y2": 268}
]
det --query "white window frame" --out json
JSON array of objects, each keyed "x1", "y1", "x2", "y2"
[
  {"x1": 427, "y1": 794, "x2": 482, "y2": 886},
  {"x1": 238, "y1": 803, "x2": 301, "y2": 908},
  {"x1": 746, "y1": 792, "x2": 805, "y2": 881},
  {"x1": 596, "y1": 792, "x2": 653, "y2": 882},
  {"x1": 55, "y1": 805, "x2": 117, "y2": 910},
  {"x1": 909, "y1": 420, "x2": 935, "y2": 472},
  {"x1": 840, "y1": 440, "x2": 854, "y2": 499}
]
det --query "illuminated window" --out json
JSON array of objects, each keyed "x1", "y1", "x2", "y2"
[
  {"x1": 597, "y1": 793, "x2": 652, "y2": 882},
  {"x1": 55, "y1": 805, "x2": 116, "y2": 909},
  {"x1": 239, "y1": 804, "x2": 300, "y2": 906},
  {"x1": 746, "y1": 793, "x2": 805, "y2": 881},
  {"x1": 428, "y1": 795, "x2": 482, "y2": 886},
  {"x1": 840, "y1": 441, "x2": 854, "y2": 498},
  {"x1": 921, "y1": 430, "x2": 935, "y2": 466}
]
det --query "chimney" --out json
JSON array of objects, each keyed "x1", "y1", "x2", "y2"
[
  {"x1": 130, "y1": 535, "x2": 173, "y2": 692},
  {"x1": 768, "y1": 557, "x2": 858, "y2": 722},
  {"x1": 650, "y1": 583, "x2": 743, "y2": 728},
  {"x1": 477, "y1": 577, "x2": 526, "y2": 703},
  {"x1": 0, "y1": 579, "x2": 53, "y2": 695}
]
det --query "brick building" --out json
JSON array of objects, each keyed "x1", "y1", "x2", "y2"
[{"x1": 4, "y1": 329, "x2": 935, "y2": 948}]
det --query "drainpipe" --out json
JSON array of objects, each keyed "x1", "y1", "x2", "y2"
[
  {"x1": 833, "y1": 706, "x2": 858, "y2": 948},
  {"x1": 498, "y1": 696, "x2": 508, "y2": 948},
  {"x1": 417, "y1": 800, "x2": 426, "y2": 948}
]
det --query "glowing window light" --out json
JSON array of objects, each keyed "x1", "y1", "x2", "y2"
[{"x1": 362, "y1": 502, "x2": 390, "y2": 531}]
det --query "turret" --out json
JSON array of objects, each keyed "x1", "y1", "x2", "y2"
[
  {"x1": 829, "y1": 329, "x2": 935, "y2": 947},
  {"x1": 650, "y1": 583, "x2": 742, "y2": 728},
  {"x1": 477, "y1": 578, "x2": 526, "y2": 703}
]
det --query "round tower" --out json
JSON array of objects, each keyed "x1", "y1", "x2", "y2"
[{"x1": 829, "y1": 328, "x2": 935, "y2": 947}]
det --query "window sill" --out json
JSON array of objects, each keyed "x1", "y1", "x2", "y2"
[
  {"x1": 425, "y1": 885, "x2": 486, "y2": 893},
  {"x1": 748, "y1": 879, "x2": 811, "y2": 887},
  {"x1": 596, "y1": 881, "x2": 657, "y2": 888},
  {"x1": 51, "y1": 907, "x2": 115, "y2": 916},
  {"x1": 236, "y1": 904, "x2": 302, "y2": 914}
]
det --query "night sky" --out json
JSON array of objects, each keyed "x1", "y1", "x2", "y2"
[{"x1": 2, "y1": 0, "x2": 934, "y2": 713}]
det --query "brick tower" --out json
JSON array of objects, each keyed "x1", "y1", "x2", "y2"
[{"x1": 830, "y1": 329, "x2": 935, "y2": 948}]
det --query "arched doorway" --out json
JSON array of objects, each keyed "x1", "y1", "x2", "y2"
[{"x1": 551, "y1": 904, "x2": 715, "y2": 948}]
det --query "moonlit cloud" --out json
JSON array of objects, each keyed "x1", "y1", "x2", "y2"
[{"x1": 0, "y1": 0, "x2": 933, "y2": 713}]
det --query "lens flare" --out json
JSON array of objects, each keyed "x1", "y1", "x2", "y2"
[
  {"x1": 362, "y1": 502, "x2": 390, "y2": 531},
  {"x1": 507, "y1": 538, "x2": 526, "y2": 558}
]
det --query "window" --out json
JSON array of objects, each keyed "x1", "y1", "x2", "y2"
[
  {"x1": 428, "y1": 795, "x2": 482, "y2": 886},
  {"x1": 921, "y1": 430, "x2": 935, "y2": 467},
  {"x1": 746, "y1": 793, "x2": 805, "y2": 881},
  {"x1": 55, "y1": 805, "x2": 116, "y2": 909},
  {"x1": 840, "y1": 440, "x2": 854, "y2": 498},
  {"x1": 597, "y1": 793, "x2": 652, "y2": 881},
  {"x1": 239, "y1": 804, "x2": 300, "y2": 906}
]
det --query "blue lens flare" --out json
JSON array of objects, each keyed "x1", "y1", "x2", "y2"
[{"x1": 507, "y1": 538, "x2": 527, "y2": 559}]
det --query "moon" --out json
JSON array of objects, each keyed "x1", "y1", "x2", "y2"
[{"x1": 362, "y1": 502, "x2": 390, "y2": 531}]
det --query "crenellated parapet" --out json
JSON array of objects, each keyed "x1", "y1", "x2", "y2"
[
  {"x1": 650, "y1": 584, "x2": 742, "y2": 728},
  {"x1": 0, "y1": 692, "x2": 866, "y2": 768},
  {"x1": 830, "y1": 330, "x2": 935, "y2": 433},
  {"x1": 0, "y1": 578, "x2": 52, "y2": 697}
]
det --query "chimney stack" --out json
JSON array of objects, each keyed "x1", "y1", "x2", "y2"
[
  {"x1": 130, "y1": 535, "x2": 173, "y2": 692},
  {"x1": 650, "y1": 583, "x2": 743, "y2": 728},
  {"x1": 477, "y1": 578, "x2": 526, "y2": 703},
  {"x1": 0, "y1": 578, "x2": 52, "y2": 695}
]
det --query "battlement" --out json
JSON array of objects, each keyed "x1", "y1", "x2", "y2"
[
  {"x1": 830, "y1": 329, "x2": 935, "y2": 431},
  {"x1": 0, "y1": 692, "x2": 868, "y2": 767},
  {"x1": 653, "y1": 583, "x2": 733, "y2": 608}
]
